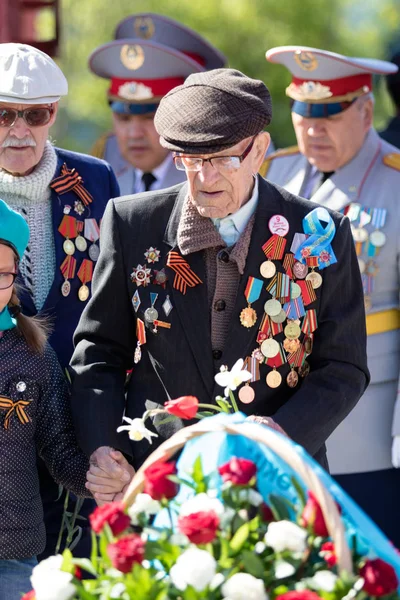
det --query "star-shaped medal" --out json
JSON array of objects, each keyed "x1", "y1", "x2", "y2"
[
  {"x1": 74, "y1": 200, "x2": 85, "y2": 216},
  {"x1": 153, "y1": 268, "x2": 168, "y2": 288},
  {"x1": 144, "y1": 246, "x2": 161, "y2": 264},
  {"x1": 130, "y1": 264, "x2": 152, "y2": 287}
]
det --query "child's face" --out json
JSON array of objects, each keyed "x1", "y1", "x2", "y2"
[{"x1": 0, "y1": 244, "x2": 16, "y2": 311}]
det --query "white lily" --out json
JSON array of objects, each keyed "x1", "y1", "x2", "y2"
[
  {"x1": 117, "y1": 416, "x2": 158, "y2": 443},
  {"x1": 214, "y1": 359, "x2": 252, "y2": 397}
]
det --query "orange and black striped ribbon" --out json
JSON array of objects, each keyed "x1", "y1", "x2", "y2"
[
  {"x1": 287, "y1": 345, "x2": 306, "y2": 368},
  {"x1": 283, "y1": 253, "x2": 295, "y2": 279},
  {"x1": 166, "y1": 251, "x2": 203, "y2": 295},
  {"x1": 262, "y1": 234, "x2": 287, "y2": 260},
  {"x1": 0, "y1": 396, "x2": 31, "y2": 430},
  {"x1": 297, "y1": 280, "x2": 317, "y2": 306},
  {"x1": 51, "y1": 163, "x2": 93, "y2": 206}
]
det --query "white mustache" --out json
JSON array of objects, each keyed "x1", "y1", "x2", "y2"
[{"x1": 1, "y1": 137, "x2": 37, "y2": 148}]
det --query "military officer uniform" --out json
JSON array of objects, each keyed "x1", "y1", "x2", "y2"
[
  {"x1": 379, "y1": 51, "x2": 400, "y2": 149},
  {"x1": 90, "y1": 13, "x2": 226, "y2": 194},
  {"x1": 262, "y1": 46, "x2": 400, "y2": 544}
]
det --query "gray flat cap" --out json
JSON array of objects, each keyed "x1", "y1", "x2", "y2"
[{"x1": 154, "y1": 68, "x2": 272, "y2": 154}]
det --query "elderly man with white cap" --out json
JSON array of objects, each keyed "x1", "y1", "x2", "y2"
[
  {"x1": 261, "y1": 46, "x2": 400, "y2": 545},
  {"x1": 0, "y1": 43, "x2": 121, "y2": 559}
]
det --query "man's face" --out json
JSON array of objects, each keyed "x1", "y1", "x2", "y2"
[
  {"x1": 112, "y1": 111, "x2": 169, "y2": 172},
  {"x1": 291, "y1": 97, "x2": 373, "y2": 172},
  {"x1": 0, "y1": 102, "x2": 58, "y2": 176},
  {"x1": 183, "y1": 133, "x2": 270, "y2": 219}
]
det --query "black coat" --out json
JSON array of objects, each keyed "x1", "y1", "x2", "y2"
[{"x1": 70, "y1": 176, "x2": 369, "y2": 469}]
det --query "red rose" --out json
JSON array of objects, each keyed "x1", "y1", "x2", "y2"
[
  {"x1": 164, "y1": 396, "x2": 199, "y2": 420},
  {"x1": 260, "y1": 502, "x2": 275, "y2": 522},
  {"x1": 89, "y1": 501, "x2": 130, "y2": 536},
  {"x1": 21, "y1": 592, "x2": 35, "y2": 600},
  {"x1": 143, "y1": 461, "x2": 178, "y2": 500},
  {"x1": 74, "y1": 566, "x2": 82, "y2": 580},
  {"x1": 108, "y1": 533, "x2": 145, "y2": 574},
  {"x1": 300, "y1": 491, "x2": 329, "y2": 537},
  {"x1": 178, "y1": 511, "x2": 220, "y2": 544},
  {"x1": 276, "y1": 592, "x2": 323, "y2": 600},
  {"x1": 218, "y1": 457, "x2": 257, "y2": 485},
  {"x1": 360, "y1": 558, "x2": 398, "y2": 596},
  {"x1": 320, "y1": 541, "x2": 337, "y2": 567}
]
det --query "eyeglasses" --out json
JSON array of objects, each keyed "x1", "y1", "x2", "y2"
[
  {"x1": 0, "y1": 106, "x2": 54, "y2": 128},
  {"x1": 173, "y1": 135, "x2": 258, "y2": 172},
  {"x1": 0, "y1": 272, "x2": 17, "y2": 290}
]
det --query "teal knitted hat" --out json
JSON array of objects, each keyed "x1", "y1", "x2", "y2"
[{"x1": 0, "y1": 199, "x2": 29, "y2": 259}]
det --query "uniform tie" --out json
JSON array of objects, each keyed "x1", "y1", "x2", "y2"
[
  {"x1": 142, "y1": 172, "x2": 156, "y2": 191},
  {"x1": 310, "y1": 171, "x2": 334, "y2": 197}
]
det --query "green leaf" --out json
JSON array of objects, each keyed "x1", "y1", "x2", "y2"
[
  {"x1": 241, "y1": 550, "x2": 265, "y2": 578},
  {"x1": 269, "y1": 494, "x2": 292, "y2": 521},
  {"x1": 230, "y1": 522, "x2": 250, "y2": 552},
  {"x1": 291, "y1": 475, "x2": 307, "y2": 510},
  {"x1": 273, "y1": 585, "x2": 289, "y2": 596},
  {"x1": 72, "y1": 557, "x2": 98, "y2": 577},
  {"x1": 75, "y1": 587, "x2": 97, "y2": 600},
  {"x1": 191, "y1": 455, "x2": 204, "y2": 485},
  {"x1": 215, "y1": 397, "x2": 231, "y2": 412},
  {"x1": 61, "y1": 548, "x2": 74, "y2": 573},
  {"x1": 89, "y1": 530, "x2": 98, "y2": 573}
]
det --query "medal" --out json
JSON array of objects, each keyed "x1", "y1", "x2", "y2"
[
  {"x1": 283, "y1": 253, "x2": 295, "y2": 279},
  {"x1": 61, "y1": 280, "x2": 71, "y2": 297},
  {"x1": 369, "y1": 230, "x2": 386, "y2": 248},
  {"x1": 290, "y1": 282, "x2": 301, "y2": 299},
  {"x1": 270, "y1": 309, "x2": 286, "y2": 324},
  {"x1": 251, "y1": 348, "x2": 265, "y2": 363},
  {"x1": 299, "y1": 361, "x2": 310, "y2": 378},
  {"x1": 284, "y1": 321, "x2": 301, "y2": 340},
  {"x1": 74, "y1": 200, "x2": 85, "y2": 216},
  {"x1": 154, "y1": 268, "x2": 168, "y2": 287},
  {"x1": 269, "y1": 214, "x2": 289, "y2": 237},
  {"x1": 261, "y1": 338, "x2": 280, "y2": 358},
  {"x1": 240, "y1": 307, "x2": 257, "y2": 328},
  {"x1": 240, "y1": 276, "x2": 263, "y2": 328},
  {"x1": 89, "y1": 244, "x2": 100, "y2": 261},
  {"x1": 262, "y1": 234, "x2": 287, "y2": 261},
  {"x1": 58, "y1": 215, "x2": 78, "y2": 257},
  {"x1": 132, "y1": 290, "x2": 141, "y2": 312},
  {"x1": 144, "y1": 292, "x2": 158, "y2": 323},
  {"x1": 369, "y1": 208, "x2": 387, "y2": 248},
  {"x1": 134, "y1": 318, "x2": 146, "y2": 364},
  {"x1": 152, "y1": 319, "x2": 171, "y2": 333},
  {"x1": 293, "y1": 261, "x2": 308, "y2": 279},
  {"x1": 63, "y1": 205, "x2": 71, "y2": 215},
  {"x1": 78, "y1": 284, "x2": 90, "y2": 302},
  {"x1": 144, "y1": 246, "x2": 161, "y2": 264},
  {"x1": 131, "y1": 264, "x2": 152, "y2": 287},
  {"x1": 60, "y1": 255, "x2": 76, "y2": 298},
  {"x1": 283, "y1": 338, "x2": 300, "y2": 353},
  {"x1": 84, "y1": 219, "x2": 100, "y2": 262},
  {"x1": 75, "y1": 234, "x2": 87, "y2": 252},
  {"x1": 266, "y1": 368, "x2": 282, "y2": 388},
  {"x1": 63, "y1": 239, "x2": 75, "y2": 256},
  {"x1": 352, "y1": 226, "x2": 369, "y2": 243},
  {"x1": 238, "y1": 384, "x2": 255, "y2": 404},
  {"x1": 264, "y1": 298, "x2": 282, "y2": 317},
  {"x1": 77, "y1": 259, "x2": 93, "y2": 302},
  {"x1": 301, "y1": 310, "x2": 318, "y2": 336},
  {"x1": 305, "y1": 271, "x2": 322, "y2": 289},
  {"x1": 163, "y1": 295, "x2": 173, "y2": 316},
  {"x1": 260, "y1": 260, "x2": 276, "y2": 279},
  {"x1": 304, "y1": 335, "x2": 314, "y2": 354},
  {"x1": 358, "y1": 258, "x2": 366, "y2": 274},
  {"x1": 286, "y1": 369, "x2": 299, "y2": 388}
]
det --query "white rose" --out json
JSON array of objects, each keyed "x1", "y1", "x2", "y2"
[
  {"x1": 170, "y1": 547, "x2": 217, "y2": 591},
  {"x1": 264, "y1": 520, "x2": 308, "y2": 553},
  {"x1": 222, "y1": 573, "x2": 268, "y2": 600},
  {"x1": 309, "y1": 570, "x2": 338, "y2": 592},
  {"x1": 128, "y1": 493, "x2": 161, "y2": 524},
  {"x1": 179, "y1": 493, "x2": 224, "y2": 517},
  {"x1": 31, "y1": 555, "x2": 76, "y2": 600}
]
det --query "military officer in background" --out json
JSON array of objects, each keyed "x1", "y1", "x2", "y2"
[
  {"x1": 90, "y1": 13, "x2": 226, "y2": 195},
  {"x1": 379, "y1": 50, "x2": 400, "y2": 149},
  {"x1": 261, "y1": 46, "x2": 400, "y2": 545}
]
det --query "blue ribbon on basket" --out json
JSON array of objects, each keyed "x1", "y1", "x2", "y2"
[{"x1": 294, "y1": 207, "x2": 337, "y2": 270}]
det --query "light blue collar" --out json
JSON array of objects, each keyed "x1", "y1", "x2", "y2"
[
  {"x1": 212, "y1": 177, "x2": 259, "y2": 246},
  {"x1": 0, "y1": 307, "x2": 16, "y2": 332}
]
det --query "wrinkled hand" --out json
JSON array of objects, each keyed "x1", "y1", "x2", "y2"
[
  {"x1": 246, "y1": 415, "x2": 288, "y2": 437},
  {"x1": 392, "y1": 436, "x2": 400, "y2": 468},
  {"x1": 86, "y1": 446, "x2": 135, "y2": 505}
]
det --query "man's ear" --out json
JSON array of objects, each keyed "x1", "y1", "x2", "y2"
[
  {"x1": 252, "y1": 131, "x2": 271, "y2": 172},
  {"x1": 362, "y1": 98, "x2": 374, "y2": 131}
]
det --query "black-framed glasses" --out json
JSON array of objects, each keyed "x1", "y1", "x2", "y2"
[
  {"x1": 0, "y1": 106, "x2": 54, "y2": 128},
  {"x1": 173, "y1": 135, "x2": 258, "y2": 172},
  {"x1": 0, "y1": 272, "x2": 17, "y2": 290}
]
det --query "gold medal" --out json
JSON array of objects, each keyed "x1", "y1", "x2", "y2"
[
  {"x1": 284, "y1": 321, "x2": 301, "y2": 340},
  {"x1": 260, "y1": 260, "x2": 276, "y2": 279},
  {"x1": 240, "y1": 306, "x2": 257, "y2": 328},
  {"x1": 63, "y1": 239, "x2": 75, "y2": 256},
  {"x1": 261, "y1": 338, "x2": 280, "y2": 358},
  {"x1": 283, "y1": 338, "x2": 300, "y2": 353},
  {"x1": 299, "y1": 361, "x2": 310, "y2": 378},
  {"x1": 75, "y1": 235, "x2": 88, "y2": 252},
  {"x1": 304, "y1": 336, "x2": 313, "y2": 354},
  {"x1": 238, "y1": 385, "x2": 255, "y2": 404},
  {"x1": 286, "y1": 369, "x2": 299, "y2": 388},
  {"x1": 306, "y1": 271, "x2": 322, "y2": 289},
  {"x1": 266, "y1": 369, "x2": 282, "y2": 388},
  {"x1": 264, "y1": 298, "x2": 282, "y2": 317},
  {"x1": 61, "y1": 280, "x2": 71, "y2": 297},
  {"x1": 78, "y1": 284, "x2": 90, "y2": 302}
]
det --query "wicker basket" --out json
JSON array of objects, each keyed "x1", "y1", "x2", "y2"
[{"x1": 123, "y1": 419, "x2": 353, "y2": 574}]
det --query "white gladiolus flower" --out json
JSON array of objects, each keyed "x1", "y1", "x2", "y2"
[
  {"x1": 128, "y1": 493, "x2": 161, "y2": 524},
  {"x1": 222, "y1": 573, "x2": 268, "y2": 600},
  {"x1": 117, "y1": 416, "x2": 158, "y2": 443},
  {"x1": 110, "y1": 582, "x2": 127, "y2": 598},
  {"x1": 265, "y1": 520, "x2": 308, "y2": 554},
  {"x1": 238, "y1": 488, "x2": 264, "y2": 506},
  {"x1": 170, "y1": 548, "x2": 217, "y2": 591},
  {"x1": 275, "y1": 560, "x2": 296, "y2": 579},
  {"x1": 180, "y1": 493, "x2": 224, "y2": 517},
  {"x1": 214, "y1": 359, "x2": 252, "y2": 396},
  {"x1": 309, "y1": 570, "x2": 338, "y2": 592},
  {"x1": 31, "y1": 555, "x2": 76, "y2": 600}
]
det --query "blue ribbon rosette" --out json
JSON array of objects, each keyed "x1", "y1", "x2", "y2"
[{"x1": 294, "y1": 207, "x2": 337, "y2": 270}]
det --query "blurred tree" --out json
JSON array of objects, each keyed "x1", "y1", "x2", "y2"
[{"x1": 43, "y1": 0, "x2": 395, "y2": 152}]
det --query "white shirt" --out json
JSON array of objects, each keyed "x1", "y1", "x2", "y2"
[
  {"x1": 134, "y1": 154, "x2": 174, "y2": 193},
  {"x1": 212, "y1": 176, "x2": 259, "y2": 246}
]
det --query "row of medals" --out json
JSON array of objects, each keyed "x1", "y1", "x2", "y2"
[
  {"x1": 61, "y1": 234, "x2": 100, "y2": 302},
  {"x1": 351, "y1": 224, "x2": 386, "y2": 312},
  {"x1": 242, "y1": 257, "x2": 320, "y2": 393}
]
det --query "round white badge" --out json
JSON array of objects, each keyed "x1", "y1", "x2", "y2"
[
  {"x1": 268, "y1": 214, "x2": 289, "y2": 237},
  {"x1": 369, "y1": 230, "x2": 386, "y2": 248},
  {"x1": 261, "y1": 338, "x2": 280, "y2": 358}
]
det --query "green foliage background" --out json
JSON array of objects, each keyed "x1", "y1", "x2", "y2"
[{"x1": 43, "y1": 0, "x2": 400, "y2": 153}]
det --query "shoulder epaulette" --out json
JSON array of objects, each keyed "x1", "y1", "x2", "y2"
[
  {"x1": 383, "y1": 152, "x2": 400, "y2": 171},
  {"x1": 90, "y1": 131, "x2": 113, "y2": 159},
  {"x1": 259, "y1": 145, "x2": 300, "y2": 178}
]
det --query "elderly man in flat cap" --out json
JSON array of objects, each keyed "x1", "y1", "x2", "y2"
[
  {"x1": 0, "y1": 43, "x2": 121, "y2": 558},
  {"x1": 71, "y1": 68, "x2": 369, "y2": 502},
  {"x1": 262, "y1": 46, "x2": 400, "y2": 544}
]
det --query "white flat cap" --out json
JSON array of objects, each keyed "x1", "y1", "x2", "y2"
[{"x1": 0, "y1": 43, "x2": 68, "y2": 104}]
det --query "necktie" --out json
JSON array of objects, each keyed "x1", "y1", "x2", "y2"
[
  {"x1": 310, "y1": 171, "x2": 334, "y2": 198},
  {"x1": 142, "y1": 172, "x2": 156, "y2": 192}
]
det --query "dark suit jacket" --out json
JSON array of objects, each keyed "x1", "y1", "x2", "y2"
[{"x1": 70, "y1": 176, "x2": 369, "y2": 469}]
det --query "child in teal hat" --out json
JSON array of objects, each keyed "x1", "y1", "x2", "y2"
[{"x1": 0, "y1": 200, "x2": 126, "y2": 600}]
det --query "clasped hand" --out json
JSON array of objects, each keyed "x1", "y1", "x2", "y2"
[{"x1": 86, "y1": 446, "x2": 135, "y2": 505}]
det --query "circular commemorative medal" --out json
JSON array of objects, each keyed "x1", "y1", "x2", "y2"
[
  {"x1": 271, "y1": 309, "x2": 287, "y2": 324},
  {"x1": 358, "y1": 258, "x2": 366, "y2": 274},
  {"x1": 78, "y1": 284, "x2": 90, "y2": 302},
  {"x1": 240, "y1": 306, "x2": 257, "y2": 328},
  {"x1": 144, "y1": 307, "x2": 158, "y2": 323},
  {"x1": 261, "y1": 338, "x2": 280, "y2": 358},
  {"x1": 283, "y1": 338, "x2": 300, "y2": 353},
  {"x1": 269, "y1": 214, "x2": 289, "y2": 237},
  {"x1": 306, "y1": 271, "x2": 323, "y2": 289},
  {"x1": 286, "y1": 369, "x2": 299, "y2": 388},
  {"x1": 266, "y1": 369, "x2": 282, "y2": 388},
  {"x1": 284, "y1": 321, "x2": 301, "y2": 340},
  {"x1": 290, "y1": 282, "x2": 301, "y2": 299},
  {"x1": 304, "y1": 336, "x2": 313, "y2": 354},
  {"x1": 293, "y1": 261, "x2": 308, "y2": 279},
  {"x1": 369, "y1": 230, "x2": 386, "y2": 248},
  {"x1": 238, "y1": 385, "x2": 255, "y2": 404},
  {"x1": 63, "y1": 239, "x2": 75, "y2": 256},
  {"x1": 264, "y1": 298, "x2": 282, "y2": 317},
  {"x1": 299, "y1": 361, "x2": 310, "y2": 378},
  {"x1": 352, "y1": 227, "x2": 369, "y2": 243},
  {"x1": 75, "y1": 235, "x2": 88, "y2": 252},
  {"x1": 61, "y1": 280, "x2": 71, "y2": 297},
  {"x1": 260, "y1": 260, "x2": 276, "y2": 279},
  {"x1": 89, "y1": 243, "x2": 100, "y2": 261}
]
